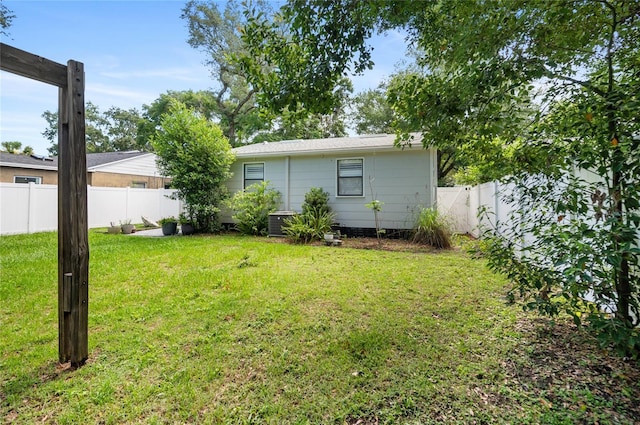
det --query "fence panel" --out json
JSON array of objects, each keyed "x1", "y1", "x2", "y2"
[
  {"x1": 436, "y1": 182, "x2": 513, "y2": 238},
  {"x1": 437, "y1": 186, "x2": 472, "y2": 234},
  {"x1": 0, "y1": 183, "x2": 180, "y2": 235}
]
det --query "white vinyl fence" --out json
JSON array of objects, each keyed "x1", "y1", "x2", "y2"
[
  {"x1": 0, "y1": 183, "x2": 181, "y2": 235},
  {"x1": 437, "y1": 182, "x2": 512, "y2": 237}
]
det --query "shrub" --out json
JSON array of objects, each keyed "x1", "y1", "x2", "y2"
[
  {"x1": 282, "y1": 207, "x2": 335, "y2": 243},
  {"x1": 301, "y1": 187, "x2": 331, "y2": 215},
  {"x1": 413, "y1": 207, "x2": 452, "y2": 249},
  {"x1": 282, "y1": 187, "x2": 334, "y2": 243},
  {"x1": 152, "y1": 101, "x2": 234, "y2": 233},
  {"x1": 228, "y1": 181, "x2": 281, "y2": 235},
  {"x1": 281, "y1": 214, "x2": 317, "y2": 244}
]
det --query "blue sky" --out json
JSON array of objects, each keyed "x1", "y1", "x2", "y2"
[{"x1": 1, "y1": 0, "x2": 409, "y2": 155}]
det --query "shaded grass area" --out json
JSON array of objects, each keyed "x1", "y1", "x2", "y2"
[{"x1": 1, "y1": 231, "x2": 639, "y2": 424}]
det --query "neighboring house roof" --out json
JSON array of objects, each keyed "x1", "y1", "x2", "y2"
[
  {"x1": 232, "y1": 134, "x2": 424, "y2": 158},
  {"x1": 0, "y1": 152, "x2": 58, "y2": 171},
  {"x1": 0, "y1": 151, "x2": 151, "y2": 172},
  {"x1": 85, "y1": 151, "x2": 151, "y2": 172}
]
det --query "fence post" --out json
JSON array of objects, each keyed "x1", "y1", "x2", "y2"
[
  {"x1": 27, "y1": 182, "x2": 36, "y2": 234},
  {"x1": 125, "y1": 186, "x2": 131, "y2": 220}
]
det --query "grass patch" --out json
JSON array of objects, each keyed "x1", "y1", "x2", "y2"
[{"x1": 1, "y1": 231, "x2": 639, "y2": 423}]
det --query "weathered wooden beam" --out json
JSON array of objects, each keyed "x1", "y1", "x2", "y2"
[
  {"x1": 57, "y1": 60, "x2": 89, "y2": 367},
  {"x1": 0, "y1": 42, "x2": 67, "y2": 87},
  {"x1": 2, "y1": 42, "x2": 89, "y2": 368}
]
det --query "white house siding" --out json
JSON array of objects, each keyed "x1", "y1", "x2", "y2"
[
  {"x1": 224, "y1": 146, "x2": 436, "y2": 231},
  {"x1": 89, "y1": 153, "x2": 161, "y2": 177}
]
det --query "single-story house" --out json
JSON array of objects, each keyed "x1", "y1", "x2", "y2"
[
  {"x1": 0, "y1": 151, "x2": 169, "y2": 188},
  {"x1": 225, "y1": 134, "x2": 437, "y2": 236}
]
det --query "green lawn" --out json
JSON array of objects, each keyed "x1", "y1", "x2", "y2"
[{"x1": 1, "y1": 231, "x2": 638, "y2": 424}]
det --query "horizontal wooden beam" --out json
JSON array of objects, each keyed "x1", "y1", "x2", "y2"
[{"x1": 1, "y1": 42, "x2": 67, "y2": 87}]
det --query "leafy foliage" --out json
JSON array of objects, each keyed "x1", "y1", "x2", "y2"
[
  {"x1": 283, "y1": 187, "x2": 334, "y2": 243},
  {"x1": 413, "y1": 207, "x2": 452, "y2": 249},
  {"x1": 138, "y1": 90, "x2": 219, "y2": 150},
  {"x1": 301, "y1": 187, "x2": 331, "y2": 216},
  {"x1": 43, "y1": 102, "x2": 144, "y2": 155},
  {"x1": 350, "y1": 86, "x2": 395, "y2": 135},
  {"x1": 152, "y1": 102, "x2": 234, "y2": 233},
  {"x1": 282, "y1": 208, "x2": 335, "y2": 244},
  {"x1": 181, "y1": 0, "x2": 271, "y2": 146},
  {"x1": 228, "y1": 181, "x2": 281, "y2": 236},
  {"x1": 238, "y1": 0, "x2": 377, "y2": 115},
  {"x1": 1, "y1": 141, "x2": 33, "y2": 155}
]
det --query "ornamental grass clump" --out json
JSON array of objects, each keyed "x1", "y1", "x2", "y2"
[{"x1": 413, "y1": 207, "x2": 452, "y2": 249}]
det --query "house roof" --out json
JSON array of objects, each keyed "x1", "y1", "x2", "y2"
[
  {"x1": 0, "y1": 151, "x2": 150, "y2": 171},
  {"x1": 85, "y1": 151, "x2": 149, "y2": 170},
  {"x1": 232, "y1": 134, "x2": 424, "y2": 158},
  {"x1": 0, "y1": 152, "x2": 58, "y2": 170}
]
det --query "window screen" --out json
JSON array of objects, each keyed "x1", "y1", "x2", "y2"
[
  {"x1": 244, "y1": 163, "x2": 264, "y2": 188},
  {"x1": 337, "y1": 159, "x2": 363, "y2": 196}
]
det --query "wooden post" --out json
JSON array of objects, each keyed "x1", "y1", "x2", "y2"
[
  {"x1": 1, "y1": 43, "x2": 89, "y2": 368},
  {"x1": 58, "y1": 60, "x2": 89, "y2": 367}
]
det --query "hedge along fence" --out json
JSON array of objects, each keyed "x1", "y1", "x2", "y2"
[{"x1": 0, "y1": 183, "x2": 181, "y2": 235}]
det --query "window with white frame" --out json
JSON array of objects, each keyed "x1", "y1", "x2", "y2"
[
  {"x1": 337, "y1": 158, "x2": 364, "y2": 196},
  {"x1": 14, "y1": 175, "x2": 42, "y2": 184},
  {"x1": 243, "y1": 163, "x2": 264, "y2": 188}
]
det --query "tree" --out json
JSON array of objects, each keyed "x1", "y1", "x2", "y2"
[
  {"x1": 254, "y1": 78, "x2": 352, "y2": 143},
  {"x1": 104, "y1": 106, "x2": 145, "y2": 152},
  {"x1": 43, "y1": 102, "x2": 143, "y2": 155},
  {"x1": 1, "y1": 141, "x2": 34, "y2": 155},
  {"x1": 239, "y1": 1, "x2": 535, "y2": 184},
  {"x1": 181, "y1": 0, "x2": 270, "y2": 146},
  {"x1": 151, "y1": 101, "x2": 234, "y2": 233},
  {"x1": 1, "y1": 141, "x2": 22, "y2": 154},
  {"x1": 386, "y1": 67, "x2": 536, "y2": 185},
  {"x1": 350, "y1": 86, "x2": 394, "y2": 135},
  {"x1": 137, "y1": 90, "x2": 218, "y2": 150},
  {"x1": 182, "y1": 0, "x2": 353, "y2": 146},
  {"x1": 239, "y1": 0, "x2": 640, "y2": 354}
]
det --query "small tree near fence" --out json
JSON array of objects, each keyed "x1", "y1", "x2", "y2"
[{"x1": 152, "y1": 101, "x2": 235, "y2": 233}]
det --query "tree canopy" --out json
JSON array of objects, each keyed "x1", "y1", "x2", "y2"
[
  {"x1": 349, "y1": 86, "x2": 394, "y2": 135},
  {"x1": 181, "y1": 0, "x2": 271, "y2": 146},
  {"x1": 182, "y1": 0, "x2": 351, "y2": 145},
  {"x1": 43, "y1": 102, "x2": 144, "y2": 155},
  {"x1": 1, "y1": 141, "x2": 33, "y2": 155}
]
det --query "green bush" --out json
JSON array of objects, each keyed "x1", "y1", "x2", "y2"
[
  {"x1": 152, "y1": 101, "x2": 234, "y2": 233},
  {"x1": 413, "y1": 207, "x2": 452, "y2": 249},
  {"x1": 228, "y1": 181, "x2": 281, "y2": 236},
  {"x1": 282, "y1": 207, "x2": 335, "y2": 243},
  {"x1": 281, "y1": 214, "x2": 317, "y2": 244},
  {"x1": 282, "y1": 187, "x2": 334, "y2": 243},
  {"x1": 301, "y1": 187, "x2": 331, "y2": 215}
]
